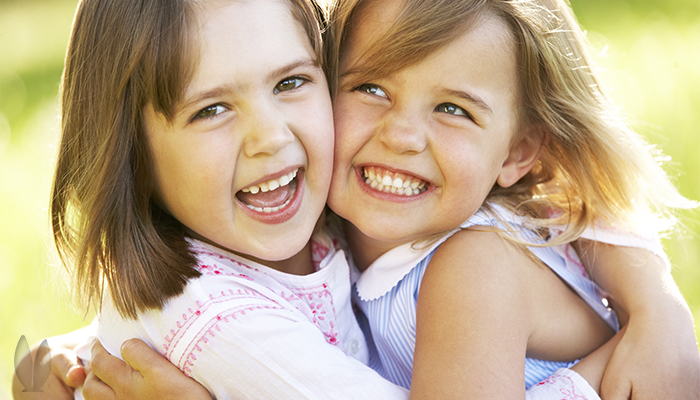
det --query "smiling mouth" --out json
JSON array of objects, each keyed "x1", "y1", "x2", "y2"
[
  {"x1": 361, "y1": 166, "x2": 430, "y2": 196},
  {"x1": 236, "y1": 168, "x2": 299, "y2": 213}
]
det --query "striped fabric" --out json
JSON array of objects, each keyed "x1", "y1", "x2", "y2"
[{"x1": 355, "y1": 205, "x2": 622, "y2": 390}]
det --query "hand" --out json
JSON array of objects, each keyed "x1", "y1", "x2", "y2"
[
  {"x1": 600, "y1": 309, "x2": 700, "y2": 400},
  {"x1": 83, "y1": 338, "x2": 212, "y2": 400},
  {"x1": 570, "y1": 325, "x2": 625, "y2": 393},
  {"x1": 12, "y1": 330, "x2": 88, "y2": 400},
  {"x1": 575, "y1": 239, "x2": 700, "y2": 399}
]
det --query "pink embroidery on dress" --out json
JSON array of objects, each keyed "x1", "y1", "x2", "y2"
[
  {"x1": 197, "y1": 264, "x2": 254, "y2": 280},
  {"x1": 564, "y1": 244, "x2": 587, "y2": 277},
  {"x1": 161, "y1": 289, "x2": 268, "y2": 356},
  {"x1": 178, "y1": 303, "x2": 283, "y2": 377},
  {"x1": 282, "y1": 283, "x2": 339, "y2": 346},
  {"x1": 535, "y1": 373, "x2": 590, "y2": 400},
  {"x1": 311, "y1": 238, "x2": 330, "y2": 271}
]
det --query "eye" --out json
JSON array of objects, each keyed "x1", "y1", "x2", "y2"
[
  {"x1": 192, "y1": 104, "x2": 228, "y2": 121},
  {"x1": 274, "y1": 77, "x2": 306, "y2": 93},
  {"x1": 355, "y1": 83, "x2": 387, "y2": 98},
  {"x1": 435, "y1": 103, "x2": 472, "y2": 119}
]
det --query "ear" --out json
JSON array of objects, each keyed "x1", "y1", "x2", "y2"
[{"x1": 497, "y1": 128, "x2": 548, "y2": 188}]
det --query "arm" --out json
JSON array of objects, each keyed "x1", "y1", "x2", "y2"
[
  {"x1": 411, "y1": 230, "x2": 619, "y2": 400},
  {"x1": 83, "y1": 339, "x2": 211, "y2": 400},
  {"x1": 410, "y1": 230, "x2": 534, "y2": 399},
  {"x1": 12, "y1": 327, "x2": 90, "y2": 400},
  {"x1": 575, "y1": 239, "x2": 700, "y2": 400},
  {"x1": 91, "y1": 281, "x2": 409, "y2": 400}
]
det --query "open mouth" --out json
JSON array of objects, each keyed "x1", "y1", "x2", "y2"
[
  {"x1": 236, "y1": 168, "x2": 299, "y2": 213},
  {"x1": 361, "y1": 166, "x2": 430, "y2": 196}
]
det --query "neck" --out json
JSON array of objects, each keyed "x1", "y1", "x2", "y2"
[
  {"x1": 246, "y1": 241, "x2": 315, "y2": 276},
  {"x1": 188, "y1": 230, "x2": 315, "y2": 276},
  {"x1": 343, "y1": 220, "x2": 405, "y2": 272}
]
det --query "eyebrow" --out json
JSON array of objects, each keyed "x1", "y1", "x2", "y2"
[
  {"x1": 443, "y1": 88, "x2": 493, "y2": 115},
  {"x1": 177, "y1": 59, "x2": 320, "y2": 114}
]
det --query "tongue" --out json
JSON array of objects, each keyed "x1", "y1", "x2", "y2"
[{"x1": 237, "y1": 181, "x2": 295, "y2": 209}]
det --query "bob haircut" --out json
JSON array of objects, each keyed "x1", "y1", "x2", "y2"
[
  {"x1": 52, "y1": 0, "x2": 328, "y2": 319},
  {"x1": 326, "y1": 0, "x2": 690, "y2": 244}
]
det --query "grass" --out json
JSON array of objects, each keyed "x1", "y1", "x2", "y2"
[{"x1": 1, "y1": 0, "x2": 699, "y2": 398}]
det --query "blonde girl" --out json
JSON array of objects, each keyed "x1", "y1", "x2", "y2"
[{"x1": 324, "y1": 0, "x2": 699, "y2": 398}]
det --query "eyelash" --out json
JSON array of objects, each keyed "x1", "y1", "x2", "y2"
[
  {"x1": 191, "y1": 104, "x2": 228, "y2": 122},
  {"x1": 274, "y1": 76, "x2": 310, "y2": 94},
  {"x1": 190, "y1": 75, "x2": 311, "y2": 122},
  {"x1": 435, "y1": 103, "x2": 474, "y2": 121},
  {"x1": 354, "y1": 83, "x2": 387, "y2": 98},
  {"x1": 354, "y1": 83, "x2": 474, "y2": 121}
]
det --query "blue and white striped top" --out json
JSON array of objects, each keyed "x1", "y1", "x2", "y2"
[{"x1": 353, "y1": 205, "x2": 664, "y2": 390}]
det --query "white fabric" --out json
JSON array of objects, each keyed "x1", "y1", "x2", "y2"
[
  {"x1": 71, "y1": 224, "x2": 610, "y2": 399},
  {"x1": 82, "y1": 235, "x2": 408, "y2": 399},
  {"x1": 525, "y1": 368, "x2": 601, "y2": 400}
]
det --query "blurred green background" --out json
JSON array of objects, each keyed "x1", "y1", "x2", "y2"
[{"x1": 1, "y1": 0, "x2": 698, "y2": 397}]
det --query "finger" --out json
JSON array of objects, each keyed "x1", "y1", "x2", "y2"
[
  {"x1": 82, "y1": 370, "x2": 116, "y2": 400},
  {"x1": 50, "y1": 347, "x2": 87, "y2": 388},
  {"x1": 90, "y1": 340, "x2": 137, "y2": 388},
  {"x1": 120, "y1": 338, "x2": 168, "y2": 374}
]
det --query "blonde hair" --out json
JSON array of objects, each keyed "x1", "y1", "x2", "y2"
[
  {"x1": 52, "y1": 0, "x2": 328, "y2": 319},
  {"x1": 327, "y1": 0, "x2": 692, "y2": 244}
]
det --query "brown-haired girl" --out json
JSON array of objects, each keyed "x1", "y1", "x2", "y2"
[{"x1": 42, "y1": 0, "x2": 413, "y2": 397}]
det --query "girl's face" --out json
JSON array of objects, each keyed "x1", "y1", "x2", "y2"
[
  {"x1": 328, "y1": 0, "x2": 526, "y2": 249},
  {"x1": 145, "y1": 0, "x2": 333, "y2": 264}
]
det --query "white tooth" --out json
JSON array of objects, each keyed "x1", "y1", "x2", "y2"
[
  {"x1": 254, "y1": 206, "x2": 263, "y2": 212},
  {"x1": 413, "y1": 188, "x2": 420, "y2": 195},
  {"x1": 391, "y1": 187, "x2": 397, "y2": 193},
  {"x1": 402, "y1": 179, "x2": 411, "y2": 188},
  {"x1": 370, "y1": 180, "x2": 378, "y2": 189},
  {"x1": 381, "y1": 176, "x2": 392, "y2": 186},
  {"x1": 268, "y1": 180, "x2": 280, "y2": 191},
  {"x1": 280, "y1": 175, "x2": 290, "y2": 186},
  {"x1": 292, "y1": 169, "x2": 298, "y2": 178},
  {"x1": 418, "y1": 182, "x2": 426, "y2": 189},
  {"x1": 363, "y1": 169, "x2": 369, "y2": 178},
  {"x1": 392, "y1": 177, "x2": 402, "y2": 188},
  {"x1": 377, "y1": 184, "x2": 385, "y2": 191},
  {"x1": 250, "y1": 186, "x2": 260, "y2": 194},
  {"x1": 369, "y1": 170, "x2": 376, "y2": 181},
  {"x1": 242, "y1": 187, "x2": 250, "y2": 193},
  {"x1": 411, "y1": 181, "x2": 419, "y2": 189},
  {"x1": 397, "y1": 187, "x2": 405, "y2": 195},
  {"x1": 263, "y1": 207, "x2": 273, "y2": 213},
  {"x1": 260, "y1": 182, "x2": 269, "y2": 192}
]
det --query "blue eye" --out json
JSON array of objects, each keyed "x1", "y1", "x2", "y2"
[
  {"x1": 435, "y1": 103, "x2": 472, "y2": 119},
  {"x1": 193, "y1": 104, "x2": 227, "y2": 121},
  {"x1": 274, "y1": 77, "x2": 306, "y2": 93},
  {"x1": 355, "y1": 83, "x2": 387, "y2": 98}
]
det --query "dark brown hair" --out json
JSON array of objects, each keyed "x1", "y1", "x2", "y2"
[{"x1": 52, "y1": 0, "x2": 328, "y2": 319}]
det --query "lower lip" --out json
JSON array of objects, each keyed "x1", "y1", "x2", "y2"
[
  {"x1": 354, "y1": 167, "x2": 430, "y2": 203},
  {"x1": 237, "y1": 170, "x2": 305, "y2": 224}
]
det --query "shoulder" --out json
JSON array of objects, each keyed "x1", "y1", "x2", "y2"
[{"x1": 420, "y1": 228, "x2": 538, "y2": 328}]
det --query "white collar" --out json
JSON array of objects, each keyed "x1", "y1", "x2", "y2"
[{"x1": 355, "y1": 207, "x2": 501, "y2": 301}]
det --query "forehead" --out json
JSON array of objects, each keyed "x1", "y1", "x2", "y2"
[
  {"x1": 186, "y1": 0, "x2": 314, "y2": 93},
  {"x1": 342, "y1": 0, "x2": 521, "y2": 127}
]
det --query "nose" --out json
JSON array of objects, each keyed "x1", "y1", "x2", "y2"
[
  {"x1": 242, "y1": 100, "x2": 295, "y2": 158},
  {"x1": 377, "y1": 108, "x2": 428, "y2": 155}
]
